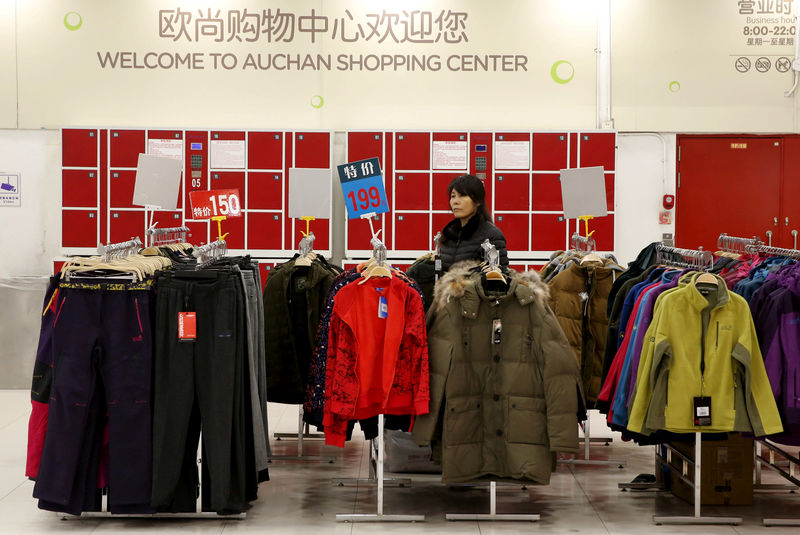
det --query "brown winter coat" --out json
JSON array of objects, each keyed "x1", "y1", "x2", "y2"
[
  {"x1": 411, "y1": 262, "x2": 583, "y2": 484},
  {"x1": 547, "y1": 260, "x2": 616, "y2": 406}
]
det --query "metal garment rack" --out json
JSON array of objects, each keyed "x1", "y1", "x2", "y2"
[
  {"x1": 559, "y1": 410, "x2": 625, "y2": 468},
  {"x1": 651, "y1": 433, "x2": 742, "y2": 526},
  {"x1": 269, "y1": 406, "x2": 335, "y2": 463},
  {"x1": 146, "y1": 225, "x2": 189, "y2": 247},
  {"x1": 97, "y1": 236, "x2": 142, "y2": 262},
  {"x1": 655, "y1": 243, "x2": 715, "y2": 270},
  {"x1": 445, "y1": 481, "x2": 540, "y2": 522},
  {"x1": 745, "y1": 243, "x2": 800, "y2": 258},
  {"x1": 570, "y1": 231, "x2": 597, "y2": 252},
  {"x1": 716, "y1": 233, "x2": 763, "y2": 254},
  {"x1": 336, "y1": 415, "x2": 424, "y2": 523},
  {"x1": 755, "y1": 440, "x2": 800, "y2": 526}
]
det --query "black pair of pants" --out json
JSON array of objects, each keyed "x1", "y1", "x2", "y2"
[
  {"x1": 33, "y1": 282, "x2": 154, "y2": 515},
  {"x1": 151, "y1": 269, "x2": 248, "y2": 514}
]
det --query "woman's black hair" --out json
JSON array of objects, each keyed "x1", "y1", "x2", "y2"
[{"x1": 447, "y1": 174, "x2": 491, "y2": 222}]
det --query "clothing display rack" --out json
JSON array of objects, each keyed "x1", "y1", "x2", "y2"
[
  {"x1": 193, "y1": 239, "x2": 227, "y2": 266},
  {"x1": 97, "y1": 237, "x2": 142, "y2": 262},
  {"x1": 146, "y1": 225, "x2": 189, "y2": 247},
  {"x1": 655, "y1": 243, "x2": 714, "y2": 270},
  {"x1": 651, "y1": 434, "x2": 741, "y2": 525},
  {"x1": 334, "y1": 229, "x2": 423, "y2": 523},
  {"x1": 755, "y1": 440, "x2": 800, "y2": 526},
  {"x1": 716, "y1": 233, "x2": 763, "y2": 254},
  {"x1": 445, "y1": 481, "x2": 540, "y2": 522},
  {"x1": 745, "y1": 243, "x2": 800, "y2": 258}
]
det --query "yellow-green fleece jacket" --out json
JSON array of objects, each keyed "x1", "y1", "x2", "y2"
[{"x1": 627, "y1": 274, "x2": 782, "y2": 436}]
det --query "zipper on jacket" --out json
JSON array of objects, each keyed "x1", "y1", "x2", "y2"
[{"x1": 715, "y1": 321, "x2": 719, "y2": 349}]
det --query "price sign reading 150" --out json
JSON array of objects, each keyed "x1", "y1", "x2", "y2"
[{"x1": 337, "y1": 157, "x2": 389, "y2": 219}]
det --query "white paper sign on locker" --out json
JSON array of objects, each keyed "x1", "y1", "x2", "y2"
[
  {"x1": 147, "y1": 139, "x2": 183, "y2": 160},
  {"x1": 432, "y1": 141, "x2": 468, "y2": 170},
  {"x1": 495, "y1": 141, "x2": 530, "y2": 170},
  {"x1": 288, "y1": 168, "x2": 332, "y2": 219},
  {"x1": 209, "y1": 140, "x2": 246, "y2": 169}
]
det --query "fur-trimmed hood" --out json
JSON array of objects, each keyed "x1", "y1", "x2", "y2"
[{"x1": 432, "y1": 260, "x2": 550, "y2": 314}]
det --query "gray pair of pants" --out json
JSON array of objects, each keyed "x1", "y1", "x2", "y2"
[{"x1": 239, "y1": 269, "x2": 270, "y2": 471}]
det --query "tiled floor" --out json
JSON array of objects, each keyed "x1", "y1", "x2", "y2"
[{"x1": 4, "y1": 390, "x2": 800, "y2": 534}]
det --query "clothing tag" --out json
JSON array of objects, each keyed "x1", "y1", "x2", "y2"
[
  {"x1": 434, "y1": 258, "x2": 442, "y2": 272},
  {"x1": 492, "y1": 318, "x2": 502, "y2": 344},
  {"x1": 378, "y1": 296, "x2": 388, "y2": 319},
  {"x1": 179, "y1": 312, "x2": 197, "y2": 341},
  {"x1": 693, "y1": 396, "x2": 711, "y2": 426}
]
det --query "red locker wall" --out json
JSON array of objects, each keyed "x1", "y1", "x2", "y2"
[
  {"x1": 109, "y1": 130, "x2": 145, "y2": 168},
  {"x1": 62, "y1": 129, "x2": 98, "y2": 167}
]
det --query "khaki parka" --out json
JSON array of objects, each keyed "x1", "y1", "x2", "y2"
[
  {"x1": 412, "y1": 262, "x2": 584, "y2": 484},
  {"x1": 548, "y1": 260, "x2": 617, "y2": 406}
]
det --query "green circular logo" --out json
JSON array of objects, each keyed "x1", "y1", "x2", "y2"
[
  {"x1": 310, "y1": 95, "x2": 324, "y2": 109},
  {"x1": 64, "y1": 12, "x2": 82, "y2": 31},
  {"x1": 669, "y1": 80, "x2": 681, "y2": 92},
  {"x1": 550, "y1": 60, "x2": 574, "y2": 84}
]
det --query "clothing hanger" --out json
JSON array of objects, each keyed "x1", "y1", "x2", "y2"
[{"x1": 580, "y1": 252, "x2": 603, "y2": 265}]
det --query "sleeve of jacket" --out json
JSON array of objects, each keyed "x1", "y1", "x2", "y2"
[
  {"x1": 626, "y1": 297, "x2": 668, "y2": 435},
  {"x1": 733, "y1": 311, "x2": 783, "y2": 437},
  {"x1": 411, "y1": 305, "x2": 454, "y2": 446},
  {"x1": 405, "y1": 289, "x2": 430, "y2": 416},
  {"x1": 536, "y1": 302, "x2": 581, "y2": 453}
]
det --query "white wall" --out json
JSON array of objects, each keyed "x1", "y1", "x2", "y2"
[
  {"x1": 614, "y1": 133, "x2": 676, "y2": 266},
  {"x1": 0, "y1": 129, "x2": 62, "y2": 278}
]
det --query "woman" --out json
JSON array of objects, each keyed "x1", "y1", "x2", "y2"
[{"x1": 438, "y1": 174, "x2": 508, "y2": 272}]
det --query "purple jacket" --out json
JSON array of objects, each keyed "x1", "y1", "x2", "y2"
[{"x1": 760, "y1": 262, "x2": 800, "y2": 445}]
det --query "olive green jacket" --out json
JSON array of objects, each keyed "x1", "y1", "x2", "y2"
[{"x1": 412, "y1": 262, "x2": 584, "y2": 484}]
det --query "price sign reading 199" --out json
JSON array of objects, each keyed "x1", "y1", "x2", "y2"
[{"x1": 337, "y1": 157, "x2": 390, "y2": 219}]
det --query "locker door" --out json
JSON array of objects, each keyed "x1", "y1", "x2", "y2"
[
  {"x1": 248, "y1": 132, "x2": 283, "y2": 169},
  {"x1": 109, "y1": 130, "x2": 146, "y2": 168},
  {"x1": 221, "y1": 214, "x2": 245, "y2": 249},
  {"x1": 289, "y1": 218, "x2": 329, "y2": 252},
  {"x1": 432, "y1": 173, "x2": 460, "y2": 210},
  {"x1": 62, "y1": 210, "x2": 98, "y2": 247},
  {"x1": 532, "y1": 133, "x2": 568, "y2": 171},
  {"x1": 62, "y1": 129, "x2": 98, "y2": 167},
  {"x1": 494, "y1": 173, "x2": 529, "y2": 211},
  {"x1": 186, "y1": 221, "x2": 209, "y2": 246},
  {"x1": 62, "y1": 170, "x2": 98, "y2": 207},
  {"x1": 781, "y1": 136, "x2": 800, "y2": 249},
  {"x1": 210, "y1": 172, "x2": 246, "y2": 209},
  {"x1": 531, "y1": 214, "x2": 567, "y2": 251},
  {"x1": 151, "y1": 210, "x2": 183, "y2": 229},
  {"x1": 247, "y1": 212, "x2": 283, "y2": 250},
  {"x1": 394, "y1": 172, "x2": 430, "y2": 210},
  {"x1": 348, "y1": 132, "x2": 384, "y2": 162},
  {"x1": 394, "y1": 213, "x2": 430, "y2": 251},
  {"x1": 109, "y1": 210, "x2": 145, "y2": 244},
  {"x1": 395, "y1": 132, "x2": 430, "y2": 170},
  {"x1": 531, "y1": 173, "x2": 563, "y2": 211},
  {"x1": 579, "y1": 132, "x2": 616, "y2": 171},
  {"x1": 569, "y1": 133, "x2": 579, "y2": 168},
  {"x1": 294, "y1": 132, "x2": 330, "y2": 168},
  {"x1": 432, "y1": 212, "x2": 453, "y2": 244},
  {"x1": 494, "y1": 133, "x2": 531, "y2": 171},
  {"x1": 257, "y1": 262, "x2": 276, "y2": 290},
  {"x1": 571, "y1": 216, "x2": 615, "y2": 252},
  {"x1": 604, "y1": 173, "x2": 615, "y2": 211},
  {"x1": 347, "y1": 214, "x2": 382, "y2": 252},
  {"x1": 248, "y1": 172, "x2": 282, "y2": 209},
  {"x1": 676, "y1": 136, "x2": 781, "y2": 251},
  {"x1": 109, "y1": 170, "x2": 137, "y2": 208},
  {"x1": 494, "y1": 214, "x2": 529, "y2": 253}
]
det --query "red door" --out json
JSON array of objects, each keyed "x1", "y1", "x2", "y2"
[
  {"x1": 781, "y1": 136, "x2": 800, "y2": 249},
  {"x1": 676, "y1": 136, "x2": 782, "y2": 251}
]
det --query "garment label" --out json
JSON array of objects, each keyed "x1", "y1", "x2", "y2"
[
  {"x1": 179, "y1": 312, "x2": 197, "y2": 341},
  {"x1": 693, "y1": 396, "x2": 711, "y2": 426},
  {"x1": 378, "y1": 296, "x2": 388, "y2": 319},
  {"x1": 492, "y1": 318, "x2": 502, "y2": 344}
]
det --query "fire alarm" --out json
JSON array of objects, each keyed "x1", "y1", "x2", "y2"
[{"x1": 663, "y1": 194, "x2": 675, "y2": 210}]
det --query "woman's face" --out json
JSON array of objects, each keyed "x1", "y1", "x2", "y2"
[{"x1": 450, "y1": 190, "x2": 478, "y2": 222}]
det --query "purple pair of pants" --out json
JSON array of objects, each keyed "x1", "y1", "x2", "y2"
[{"x1": 33, "y1": 282, "x2": 154, "y2": 515}]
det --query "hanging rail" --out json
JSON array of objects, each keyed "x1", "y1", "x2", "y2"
[
  {"x1": 192, "y1": 239, "x2": 227, "y2": 267},
  {"x1": 655, "y1": 243, "x2": 714, "y2": 270},
  {"x1": 716, "y1": 233, "x2": 763, "y2": 254},
  {"x1": 97, "y1": 237, "x2": 142, "y2": 262},
  {"x1": 146, "y1": 225, "x2": 189, "y2": 247},
  {"x1": 745, "y1": 243, "x2": 800, "y2": 258}
]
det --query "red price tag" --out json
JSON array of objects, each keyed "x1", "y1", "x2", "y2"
[
  {"x1": 189, "y1": 189, "x2": 242, "y2": 219},
  {"x1": 178, "y1": 312, "x2": 197, "y2": 341}
]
